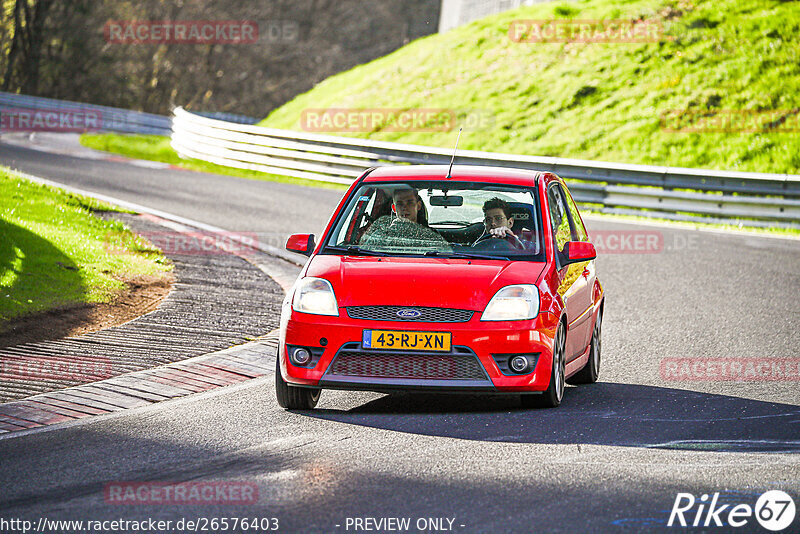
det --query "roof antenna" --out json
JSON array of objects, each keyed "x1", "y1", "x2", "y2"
[{"x1": 446, "y1": 127, "x2": 462, "y2": 179}]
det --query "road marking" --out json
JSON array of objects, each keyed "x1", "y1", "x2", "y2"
[
  {"x1": 646, "y1": 439, "x2": 800, "y2": 453},
  {"x1": 599, "y1": 411, "x2": 800, "y2": 422}
]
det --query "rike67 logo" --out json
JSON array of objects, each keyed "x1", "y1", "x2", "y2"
[{"x1": 668, "y1": 490, "x2": 796, "y2": 531}]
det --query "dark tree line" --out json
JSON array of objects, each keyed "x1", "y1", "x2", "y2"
[{"x1": 0, "y1": 0, "x2": 440, "y2": 117}]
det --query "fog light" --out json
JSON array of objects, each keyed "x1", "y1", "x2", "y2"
[
  {"x1": 509, "y1": 355, "x2": 529, "y2": 373},
  {"x1": 291, "y1": 347, "x2": 312, "y2": 365}
]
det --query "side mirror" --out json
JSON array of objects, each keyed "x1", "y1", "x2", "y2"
[
  {"x1": 563, "y1": 241, "x2": 596, "y2": 265},
  {"x1": 286, "y1": 233, "x2": 315, "y2": 256}
]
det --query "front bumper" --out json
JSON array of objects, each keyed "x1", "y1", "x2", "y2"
[{"x1": 279, "y1": 309, "x2": 560, "y2": 393}]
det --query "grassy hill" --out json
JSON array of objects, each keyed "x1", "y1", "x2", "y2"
[{"x1": 259, "y1": 0, "x2": 800, "y2": 174}]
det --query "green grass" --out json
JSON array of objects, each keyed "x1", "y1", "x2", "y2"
[
  {"x1": 79, "y1": 133, "x2": 347, "y2": 191},
  {"x1": 260, "y1": 0, "x2": 800, "y2": 174},
  {"x1": 0, "y1": 168, "x2": 172, "y2": 322}
]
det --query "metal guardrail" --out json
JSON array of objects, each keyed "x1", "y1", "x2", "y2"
[
  {"x1": 171, "y1": 107, "x2": 800, "y2": 228},
  {"x1": 0, "y1": 92, "x2": 172, "y2": 135},
  {"x1": 0, "y1": 93, "x2": 257, "y2": 136}
]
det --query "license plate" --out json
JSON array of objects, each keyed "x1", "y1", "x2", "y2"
[{"x1": 362, "y1": 330, "x2": 451, "y2": 352}]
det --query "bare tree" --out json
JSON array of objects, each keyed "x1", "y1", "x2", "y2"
[{"x1": 0, "y1": 0, "x2": 441, "y2": 117}]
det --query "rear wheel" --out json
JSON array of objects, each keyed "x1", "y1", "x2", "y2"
[
  {"x1": 521, "y1": 322, "x2": 566, "y2": 408},
  {"x1": 567, "y1": 309, "x2": 601, "y2": 385},
  {"x1": 275, "y1": 356, "x2": 321, "y2": 410}
]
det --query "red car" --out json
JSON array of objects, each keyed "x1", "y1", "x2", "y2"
[{"x1": 276, "y1": 165, "x2": 603, "y2": 409}]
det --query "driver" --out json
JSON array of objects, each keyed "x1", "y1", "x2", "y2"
[{"x1": 475, "y1": 197, "x2": 527, "y2": 249}]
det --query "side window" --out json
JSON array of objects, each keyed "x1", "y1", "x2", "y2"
[
  {"x1": 550, "y1": 182, "x2": 588, "y2": 289},
  {"x1": 563, "y1": 186, "x2": 589, "y2": 242},
  {"x1": 547, "y1": 184, "x2": 571, "y2": 253}
]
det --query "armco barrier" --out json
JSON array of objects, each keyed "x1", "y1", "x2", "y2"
[
  {"x1": 171, "y1": 107, "x2": 800, "y2": 229},
  {"x1": 0, "y1": 93, "x2": 257, "y2": 136},
  {"x1": 0, "y1": 92, "x2": 172, "y2": 135}
]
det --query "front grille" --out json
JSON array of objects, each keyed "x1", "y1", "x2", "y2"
[
  {"x1": 346, "y1": 306, "x2": 473, "y2": 323},
  {"x1": 328, "y1": 349, "x2": 486, "y2": 380}
]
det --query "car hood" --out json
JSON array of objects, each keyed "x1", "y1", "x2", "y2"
[{"x1": 305, "y1": 255, "x2": 546, "y2": 310}]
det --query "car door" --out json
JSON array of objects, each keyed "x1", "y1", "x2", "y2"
[
  {"x1": 547, "y1": 182, "x2": 593, "y2": 361},
  {"x1": 562, "y1": 184, "x2": 596, "y2": 353}
]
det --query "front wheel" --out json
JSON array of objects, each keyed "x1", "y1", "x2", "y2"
[
  {"x1": 275, "y1": 356, "x2": 321, "y2": 410},
  {"x1": 521, "y1": 322, "x2": 566, "y2": 408}
]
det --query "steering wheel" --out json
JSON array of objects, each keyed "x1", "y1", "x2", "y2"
[{"x1": 472, "y1": 234, "x2": 517, "y2": 251}]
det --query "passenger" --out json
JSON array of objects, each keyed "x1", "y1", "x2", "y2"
[
  {"x1": 360, "y1": 186, "x2": 446, "y2": 246},
  {"x1": 392, "y1": 187, "x2": 428, "y2": 225}
]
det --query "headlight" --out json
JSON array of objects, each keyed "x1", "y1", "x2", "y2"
[
  {"x1": 481, "y1": 284, "x2": 539, "y2": 321},
  {"x1": 292, "y1": 277, "x2": 339, "y2": 316}
]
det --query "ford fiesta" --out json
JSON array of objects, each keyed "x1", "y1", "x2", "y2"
[{"x1": 276, "y1": 165, "x2": 604, "y2": 409}]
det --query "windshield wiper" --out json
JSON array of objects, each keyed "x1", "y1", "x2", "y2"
[
  {"x1": 424, "y1": 250, "x2": 510, "y2": 261},
  {"x1": 326, "y1": 245, "x2": 388, "y2": 257}
]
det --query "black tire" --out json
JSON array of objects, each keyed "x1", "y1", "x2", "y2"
[
  {"x1": 567, "y1": 309, "x2": 601, "y2": 385},
  {"x1": 521, "y1": 322, "x2": 566, "y2": 408},
  {"x1": 275, "y1": 356, "x2": 321, "y2": 410}
]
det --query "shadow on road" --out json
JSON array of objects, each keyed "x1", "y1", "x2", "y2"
[{"x1": 307, "y1": 382, "x2": 800, "y2": 452}]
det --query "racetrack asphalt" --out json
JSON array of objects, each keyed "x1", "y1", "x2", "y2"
[{"x1": 0, "y1": 139, "x2": 799, "y2": 533}]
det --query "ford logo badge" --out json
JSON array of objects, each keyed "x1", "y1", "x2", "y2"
[{"x1": 397, "y1": 309, "x2": 421, "y2": 318}]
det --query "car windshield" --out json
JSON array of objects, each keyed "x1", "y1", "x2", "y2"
[{"x1": 324, "y1": 180, "x2": 544, "y2": 261}]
